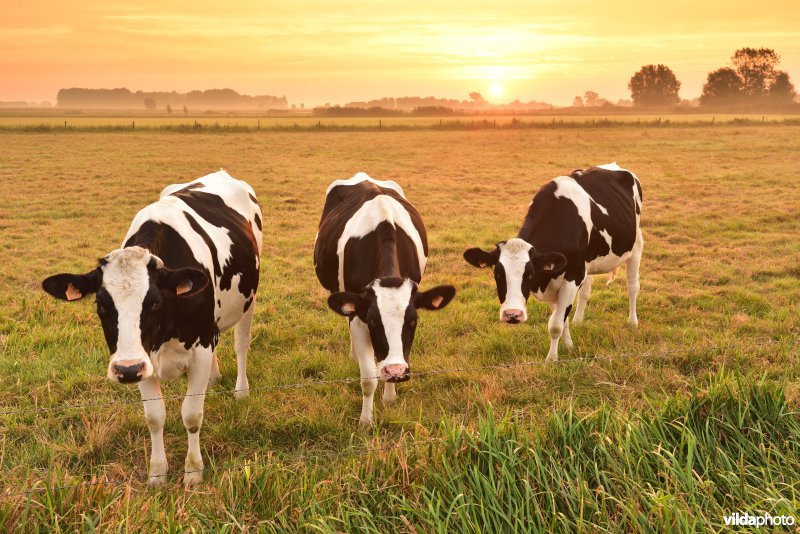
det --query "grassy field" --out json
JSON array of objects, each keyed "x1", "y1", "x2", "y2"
[{"x1": 0, "y1": 125, "x2": 798, "y2": 530}]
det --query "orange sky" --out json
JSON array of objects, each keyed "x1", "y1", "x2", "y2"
[{"x1": 3, "y1": 0, "x2": 799, "y2": 106}]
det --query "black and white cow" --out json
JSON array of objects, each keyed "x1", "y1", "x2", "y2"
[
  {"x1": 314, "y1": 173, "x2": 456, "y2": 426},
  {"x1": 41, "y1": 170, "x2": 262, "y2": 486},
  {"x1": 464, "y1": 163, "x2": 643, "y2": 362}
]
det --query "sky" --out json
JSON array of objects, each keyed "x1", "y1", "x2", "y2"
[{"x1": 2, "y1": 0, "x2": 800, "y2": 106}]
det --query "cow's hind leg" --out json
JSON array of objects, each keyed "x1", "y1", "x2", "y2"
[
  {"x1": 233, "y1": 300, "x2": 255, "y2": 399},
  {"x1": 546, "y1": 281, "x2": 579, "y2": 362},
  {"x1": 139, "y1": 377, "x2": 168, "y2": 486},
  {"x1": 382, "y1": 382, "x2": 397, "y2": 405},
  {"x1": 209, "y1": 350, "x2": 222, "y2": 386},
  {"x1": 350, "y1": 317, "x2": 378, "y2": 427},
  {"x1": 182, "y1": 345, "x2": 213, "y2": 487},
  {"x1": 572, "y1": 275, "x2": 593, "y2": 324},
  {"x1": 626, "y1": 238, "x2": 643, "y2": 327}
]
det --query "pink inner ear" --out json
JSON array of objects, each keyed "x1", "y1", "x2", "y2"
[
  {"x1": 65, "y1": 283, "x2": 82, "y2": 301},
  {"x1": 479, "y1": 262, "x2": 487, "y2": 267},
  {"x1": 342, "y1": 302, "x2": 356, "y2": 314},
  {"x1": 176, "y1": 281, "x2": 193, "y2": 295},
  {"x1": 544, "y1": 263, "x2": 555, "y2": 271},
  {"x1": 431, "y1": 295, "x2": 444, "y2": 308}
]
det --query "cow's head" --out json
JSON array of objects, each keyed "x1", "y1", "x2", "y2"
[
  {"x1": 327, "y1": 277, "x2": 455, "y2": 382},
  {"x1": 41, "y1": 246, "x2": 209, "y2": 384},
  {"x1": 463, "y1": 238, "x2": 567, "y2": 323}
]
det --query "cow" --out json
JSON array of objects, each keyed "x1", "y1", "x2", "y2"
[
  {"x1": 463, "y1": 163, "x2": 643, "y2": 362},
  {"x1": 314, "y1": 172, "x2": 456, "y2": 426},
  {"x1": 41, "y1": 170, "x2": 262, "y2": 486}
]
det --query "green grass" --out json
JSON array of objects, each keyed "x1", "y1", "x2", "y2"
[{"x1": 0, "y1": 125, "x2": 798, "y2": 530}]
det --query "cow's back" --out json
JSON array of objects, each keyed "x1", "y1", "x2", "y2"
[
  {"x1": 125, "y1": 170, "x2": 262, "y2": 332},
  {"x1": 315, "y1": 174, "x2": 427, "y2": 293},
  {"x1": 519, "y1": 165, "x2": 642, "y2": 277}
]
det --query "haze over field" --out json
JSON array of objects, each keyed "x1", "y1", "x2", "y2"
[{"x1": 2, "y1": 0, "x2": 799, "y2": 106}]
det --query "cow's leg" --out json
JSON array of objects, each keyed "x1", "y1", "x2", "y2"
[
  {"x1": 350, "y1": 316, "x2": 378, "y2": 427},
  {"x1": 550, "y1": 303, "x2": 573, "y2": 349},
  {"x1": 209, "y1": 350, "x2": 222, "y2": 386},
  {"x1": 545, "y1": 281, "x2": 579, "y2": 363},
  {"x1": 626, "y1": 238, "x2": 643, "y2": 327},
  {"x1": 382, "y1": 382, "x2": 397, "y2": 405},
  {"x1": 573, "y1": 275, "x2": 593, "y2": 324},
  {"x1": 233, "y1": 300, "x2": 255, "y2": 399},
  {"x1": 182, "y1": 345, "x2": 213, "y2": 487},
  {"x1": 139, "y1": 377, "x2": 168, "y2": 487}
]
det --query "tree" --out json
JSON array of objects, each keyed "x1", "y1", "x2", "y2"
[
  {"x1": 183, "y1": 105, "x2": 188, "y2": 115},
  {"x1": 731, "y1": 48, "x2": 780, "y2": 97},
  {"x1": 143, "y1": 98, "x2": 156, "y2": 110},
  {"x1": 166, "y1": 104, "x2": 173, "y2": 114},
  {"x1": 572, "y1": 96, "x2": 584, "y2": 107},
  {"x1": 628, "y1": 64, "x2": 681, "y2": 106},
  {"x1": 469, "y1": 92, "x2": 485, "y2": 103},
  {"x1": 700, "y1": 67, "x2": 743, "y2": 106},
  {"x1": 769, "y1": 71, "x2": 796, "y2": 103},
  {"x1": 583, "y1": 91, "x2": 600, "y2": 106}
]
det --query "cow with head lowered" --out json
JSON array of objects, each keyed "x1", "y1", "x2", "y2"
[
  {"x1": 464, "y1": 163, "x2": 643, "y2": 362},
  {"x1": 42, "y1": 170, "x2": 262, "y2": 486},
  {"x1": 314, "y1": 173, "x2": 456, "y2": 426}
]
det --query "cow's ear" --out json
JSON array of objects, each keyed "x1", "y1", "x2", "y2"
[
  {"x1": 159, "y1": 267, "x2": 209, "y2": 298},
  {"x1": 42, "y1": 269, "x2": 102, "y2": 301},
  {"x1": 463, "y1": 247, "x2": 500, "y2": 268},
  {"x1": 530, "y1": 251, "x2": 568, "y2": 275},
  {"x1": 328, "y1": 291, "x2": 366, "y2": 317},
  {"x1": 414, "y1": 285, "x2": 456, "y2": 311}
]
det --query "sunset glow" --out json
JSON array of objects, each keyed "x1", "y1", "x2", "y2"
[{"x1": 2, "y1": 0, "x2": 799, "y2": 106}]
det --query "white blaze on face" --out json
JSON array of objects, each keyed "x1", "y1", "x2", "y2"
[
  {"x1": 498, "y1": 238, "x2": 533, "y2": 322},
  {"x1": 371, "y1": 279, "x2": 414, "y2": 372},
  {"x1": 102, "y1": 247, "x2": 157, "y2": 381}
]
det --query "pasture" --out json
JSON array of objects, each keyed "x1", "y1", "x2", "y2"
[{"x1": 0, "y1": 125, "x2": 798, "y2": 530}]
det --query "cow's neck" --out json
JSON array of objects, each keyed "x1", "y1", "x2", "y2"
[{"x1": 127, "y1": 224, "x2": 166, "y2": 258}]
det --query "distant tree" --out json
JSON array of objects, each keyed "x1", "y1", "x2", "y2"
[
  {"x1": 166, "y1": 104, "x2": 173, "y2": 114},
  {"x1": 731, "y1": 48, "x2": 780, "y2": 97},
  {"x1": 583, "y1": 91, "x2": 600, "y2": 106},
  {"x1": 183, "y1": 105, "x2": 188, "y2": 115},
  {"x1": 572, "y1": 96, "x2": 584, "y2": 107},
  {"x1": 300, "y1": 103, "x2": 305, "y2": 109},
  {"x1": 290, "y1": 103, "x2": 296, "y2": 109},
  {"x1": 700, "y1": 67, "x2": 743, "y2": 106},
  {"x1": 469, "y1": 92, "x2": 485, "y2": 103},
  {"x1": 769, "y1": 71, "x2": 796, "y2": 103},
  {"x1": 628, "y1": 64, "x2": 681, "y2": 106},
  {"x1": 143, "y1": 98, "x2": 156, "y2": 110}
]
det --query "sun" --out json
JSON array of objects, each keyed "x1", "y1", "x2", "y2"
[{"x1": 489, "y1": 83, "x2": 504, "y2": 98}]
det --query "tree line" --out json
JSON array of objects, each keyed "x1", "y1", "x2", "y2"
[
  {"x1": 626, "y1": 47, "x2": 796, "y2": 107},
  {"x1": 56, "y1": 88, "x2": 288, "y2": 110}
]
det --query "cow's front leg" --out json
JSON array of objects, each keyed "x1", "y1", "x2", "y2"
[
  {"x1": 182, "y1": 345, "x2": 213, "y2": 487},
  {"x1": 382, "y1": 382, "x2": 397, "y2": 405},
  {"x1": 350, "y1": 317, "x2": 377, "y2": 427},
  {"x1": 545, "y1": 282, "x2": 579, "y2": 362},
  {"x1": 573, "y1": 275, "x2": 593, "y2": 324},
  {"x1": 139, "y1": 377, "x2": 168, "y2": 487}
]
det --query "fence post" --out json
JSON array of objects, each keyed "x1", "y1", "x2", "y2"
[
  {"x1": 64, "y1": 120, "x2": 67, "y2": 130},
  {"x1": 379, "y1": 119, "x2": 382, "y2": 128},
  {"x1": 132, "y1": 121, "x2": 135, "y2": 130}
]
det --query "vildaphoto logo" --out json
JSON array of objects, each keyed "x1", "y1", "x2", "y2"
[{"x1": 723, "y1": 512, "x2": 795, "y2": 527}]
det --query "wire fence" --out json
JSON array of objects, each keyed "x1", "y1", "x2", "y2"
[{"x1": 0, "y1": 336, "x2": 793, "y2": 500}]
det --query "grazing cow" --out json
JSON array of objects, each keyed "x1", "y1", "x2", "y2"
[
  {"x1": 41, "y1": 170, "x2": 262, "y2": 486},
  {"x1": 464, "y1": 163, "x2": 643, "y2": 362},
  {"x1": 314, "y1": 173, "x2": 456, "y2": 426}
]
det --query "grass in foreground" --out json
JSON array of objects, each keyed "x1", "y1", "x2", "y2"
[{"x1": 2, "y1": 374, "x2": 798, "y2": 531}]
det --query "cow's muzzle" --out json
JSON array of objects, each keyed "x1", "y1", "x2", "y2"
[
  {"x1": 502, "y1": 309, "x2": 526, "y2": 324},
  {"x1": 381, "y1": 364, "x2": 410, "y2": 383},
  {"x1": 112, "y1": 360, "x2": 146, "y2": 383}
]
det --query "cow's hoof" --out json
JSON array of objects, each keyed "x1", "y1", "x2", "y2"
[
  {"x1": 147, "y1": 474, "x2": 167, "y2": 487},
  {"x1": 382, "y1": 396, "x2": 396, "y2": 406},
  {"x1": 544, "y1": 355, "x2": 558, "y2": 364},
  {"x1": 183, "y1": 470, "x2": 203, "y2": 487},
  {"x1": 234, "y1": 387, "x2": 250, "y2": 400},
  {"x1": 628, "y1": 319, "x2": 639, "y2": 328},
  {"x1": 359, "y1": 417, "x2": 374, "y2": 429},
  {"x1": 563, "y1": 339, "x2": 574, "y2": 350}
]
